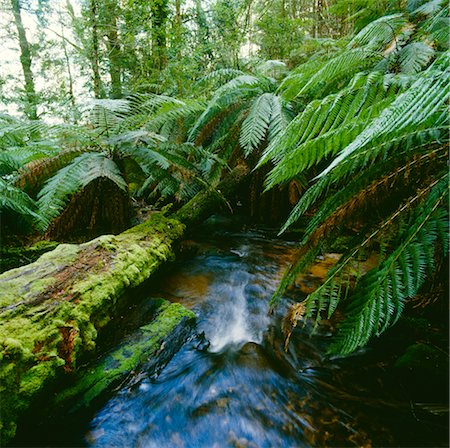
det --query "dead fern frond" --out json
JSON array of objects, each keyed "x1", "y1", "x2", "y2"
[
  {"x1": 282, "y1": 301, "x2": 306, "y2": 351},
  {"x1": 16, "y1": 149, "x2": 85, "y2": 197}
]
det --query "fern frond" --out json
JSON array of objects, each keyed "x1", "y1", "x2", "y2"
[
  {"x1": 240, "y1": 93, "x2": 274, "y2": 155},
  {"x1": 198, "y1": 69, "x2": 245, "y2": 85},
  {"x1": 412, "y1": 0, "x2": 447, "y2": 17},
  {"x1": 331, "y1": 177, "x2": 448, "y2": 354},
  {"x1": 291, "y1": 173, "x2": 447, "y2": 322},
  {"x1": 37, "y1": 153, "x2": 126, "y2": 229},
  {"x1": 0, "y1": 178, "x2": 42, "y2": 224},
  {"x1": 398, "y1": 42, "x2": 435, "y2": 73},
  {"x1": 349, "y1": 14, "x2": 409, "y2": 50},
  {"x1": 320, "y1": 64, "x2": 449, "y2": 178},
  {"x1": 260, "y1": 72, "x2": 400, "y2": 180},
  {"x1": 15, "y1": 149, "x2": 86, "y2": 196},
  {"x1": 291, "y1": 49, "x2": 383, "y2": 99},
  {"x1": 0, "y1": 153, "x2": 22, "y2": 176}
]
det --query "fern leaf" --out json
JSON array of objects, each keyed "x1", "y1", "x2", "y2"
[{"x1": 240, "y1": 93, "x2": 274, "y2": 155}]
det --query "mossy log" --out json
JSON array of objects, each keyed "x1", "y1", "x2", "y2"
[
  {"x1": 0, "y1": 166, "x2": 248, "y2": 445},
  {"x1": 174, "y1": 163, "x2": 249, "y2": 226},
  {"x1": 0, "y1": 213, "x2": 184, "y2": 444},
  {"x1": 55, "y1": 300, "x2": 195, "y2": 413}
]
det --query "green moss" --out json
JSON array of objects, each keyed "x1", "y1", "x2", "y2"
[
  {"x1": 0, "y1": 213, "x2": 186, "y2": 445},
  {"x1": 0, "y1": 241, "x2": 59, "y2": 273},
  {"x1": 55, "y1": 301, "x2": 195, "y2": 411}
]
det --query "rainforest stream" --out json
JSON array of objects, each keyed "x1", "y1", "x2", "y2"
[{"x1": 16, "y1": 219, "x2": 448, "y2": 448}]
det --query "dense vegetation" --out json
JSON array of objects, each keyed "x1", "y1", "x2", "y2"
[{"x1": 0, "y1": 0, "x2": 448, "y2": 355}]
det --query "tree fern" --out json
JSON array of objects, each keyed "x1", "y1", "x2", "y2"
[
  {"x1": 0, "y1": 178, "x2": 42, "y2": 225},
  {"x1": 265, "y1": 7, "x2": 449, "y2": 355},
  {"x1": 37, "y1": 152, "x2": 126, "y2": 230}
]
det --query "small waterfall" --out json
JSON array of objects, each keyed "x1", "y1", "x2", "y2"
[{"x1": 205, "y1": 262, "x2": 270, "y2": 352}]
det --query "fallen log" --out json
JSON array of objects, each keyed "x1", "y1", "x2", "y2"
[
  {"x1": 0, "y1": 164, "x2": 248, "y2": 445},
  {"x1": 0, "y1": 214, "x2": 185, "y2": 444},
  {"x1": 55, "y1": 299, "x2": 195, "y2": 413}
]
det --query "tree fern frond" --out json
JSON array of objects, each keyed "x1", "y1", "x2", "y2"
[
  {"x1": 349, "y1": 14, "x2": 408, "y2": 50},
  {"x1": 278, "y1": 125, "x2": 448, "y2": 233},
  {"x1": 320, "y1": 64, "x2": 449, "y2": 178},
  {"x1": 0, "y1": 178, "x2": 42, "y2": 224},
  {"x1": 260, "y1": 71, "x2": 400, "y2": 178},
  {"x1": 37, "y1": 153, "x2": 125, "y2": 229},
  {"x1": 412, "y1": 0, "x2": 447, "y2": 17},
  {"x1": 297, "y1": 173, "x2": 448, "y2": 324},
  {"x1": 398, "y1": 42, "x2": 435, "y2": 73},
  {"x1": 240, "y1": 93, "x2": 274, "y2": 155},
  {"x1": 15, "y1": 148, "x2": 86, "y2": 196},
  {"x1": 0, "y1": 153, "x2": 22, "y2": 176},
  {"x1": 198, "y1": 68, "x2": 246, "y2": 85},
  {"x1": 294, "y1": 49, "x2": 383, "y2": 99},
  {"x1": 331, "y1": 178, "x2": 448, "y2": 354}
]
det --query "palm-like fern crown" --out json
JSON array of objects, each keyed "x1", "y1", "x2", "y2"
[
  {"x1": 0, "y1": 95, "x2": 218, "y2": 234},
  {"x1": 261, "y1": 0, "x2": 449, "y2": 354},
  {"x1": 188, "y1": 64, "x2": 294, "y2": 161}
]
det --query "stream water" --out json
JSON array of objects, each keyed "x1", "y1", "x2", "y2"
[{"x1": 18, "y1": 221, "x2": 448, "y2": 447}]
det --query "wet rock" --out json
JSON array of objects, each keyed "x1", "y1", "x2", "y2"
[{"x1": 195, "y1": 331, "x2": 211, "y2": 351}]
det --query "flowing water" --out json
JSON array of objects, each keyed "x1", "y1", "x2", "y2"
[{"x1": 18, "y1": 223, "x2": 448, "y2": 447}]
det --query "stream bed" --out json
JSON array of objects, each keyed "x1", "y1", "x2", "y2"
[{"x1": 18, "y1": 222, "x2": 448, "y2": 447}]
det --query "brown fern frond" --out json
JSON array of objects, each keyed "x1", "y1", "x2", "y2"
[
  {"x1": 282, "y1": 301, "x2": 306, "y2": 351},
  {"x1": 45, "y1": 177, "x2": 130, "y2": 241},
  {"x1": 195, "y1": 103, "x2": 242, "y2": 147},
  {"x1": 288, "y1": 179, "x2": 303, "y2": 206},
  {"x1": 308, "y1": 147, "x2": 448, "y2": 248},
  {"x1": 16, "y1": 149, "x2": 86, "y2": 197}
]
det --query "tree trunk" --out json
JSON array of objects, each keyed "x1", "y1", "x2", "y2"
[
  {"x1": 89, "y1": 0, "x2": 102, "y2": 98},
  {"x1": 59, "y1": 16, "x2": 77, "y2": 121},
  {"x1": 150, "y1": 0, "x2": 169, "y2": 70},
  {"x1": 10, "y1": 0, "x2": 37, "y2": 120},
  {"x1": 105, "y1": 0, "x2": 122, "y2": 98}
]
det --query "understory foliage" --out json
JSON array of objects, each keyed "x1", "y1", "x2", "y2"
[
  {"x1": 0, "y1": 98, "x2": 220, "y2": 238},
  {"x1": 261, "y1": 0, "x2": 449, "y2": 354}
]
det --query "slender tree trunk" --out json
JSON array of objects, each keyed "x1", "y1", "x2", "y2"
[
  {"x1": 59, "y1": 17, "x2": 76, "y2": 121},
  {"x1": 10, "y1": 0, "x2": 37, "y2": 120},
  {"x1": 195, "y1": 0, "x2": 213, "y2": 62},
  {"x1": 105, "y1": 0, "x2": 122, "y2": 98},
  {"x1": 150, "y1": 0, "x2": 169, "y2": 71},
  {"x1": 175, "y1": 0, "x2": 181, "y2": 27},
  {"x1": 89, "y1": 0, "x2": 102, "y2": 98}
]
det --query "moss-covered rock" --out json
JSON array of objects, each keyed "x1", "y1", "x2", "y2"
[
  {"x1": 55, "y1": 300, "x2": 195, "y2": 412},
  {"x1": 0, "y1": 213, "x2": 184, "y2": 445}
]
